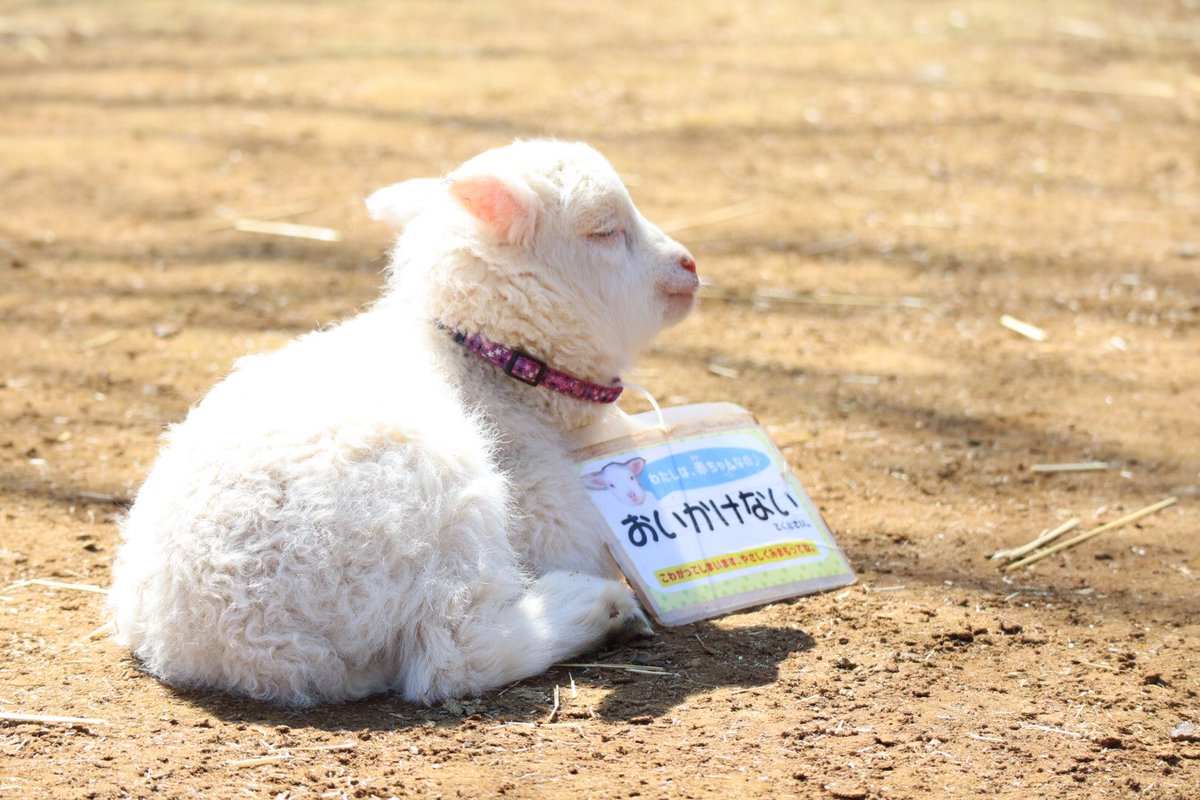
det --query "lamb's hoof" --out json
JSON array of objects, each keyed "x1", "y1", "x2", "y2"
[{"x1": 607, "y1": 603, "x2": 655, "y2": 643}]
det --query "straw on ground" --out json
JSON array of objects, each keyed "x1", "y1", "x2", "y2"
[
  {"x1": 991, "y1": 518, "x2": 1081, "y2": 561},
  {"x1": 1005, "y1": 497, "x2": 1178, "y2": 571},
  {"x1": 4, "y1": 578, "x2": 107, "y2": 594},
  {"x1": 0, "y1": 712, "x2": 108, "y2": 727},
  {"x1": 1030, "y1": 462, "x2": 1109, "y2": 473},
  {"x1": 233, "y1": 218, "x2": 341, "y2": 242},
  {"x1": 1000, "y1": 315, "x2": 1047, "y2": 342},
  {"x1": 556, "y1": 662, "x2": 675, "y2": 675}
]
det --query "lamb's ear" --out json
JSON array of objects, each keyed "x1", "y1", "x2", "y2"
[
  {"x1": 582, "y1": 471, "x2": 609, "y2": 491},
  {"x1": 447, "y1": 173, "x2": 537, "y2": 246},
  {"x1": 624, "y1": 457, "x2": 646, "y2": 477},
  {"x1": 365, "y1": 178, "x2": 443, "y2": 230}
]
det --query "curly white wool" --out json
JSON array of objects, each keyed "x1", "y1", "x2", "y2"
[{"x1": 107, "y1": 140, "x2": 699, "y2": 706}]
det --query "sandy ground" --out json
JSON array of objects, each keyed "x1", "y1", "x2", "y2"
[{"x1": 1, "y1": 1, "x2": 1198, "y2": 797}]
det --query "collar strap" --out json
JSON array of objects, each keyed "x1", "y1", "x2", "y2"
[{"x1": 436, "y1": 321, "x2": 624, "y2": 404}]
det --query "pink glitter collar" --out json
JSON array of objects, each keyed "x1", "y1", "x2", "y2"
[{"x1": 436, "y1": 321, "x2": 624, "y2": 404}]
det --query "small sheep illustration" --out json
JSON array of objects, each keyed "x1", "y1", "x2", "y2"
[{"x1": 583, "y1": 458, "x2": 648, "y2": 506}]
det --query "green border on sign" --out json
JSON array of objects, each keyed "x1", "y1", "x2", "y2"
[{"x1": 648, "y1": 546, "x2": 850, "y2": 611}]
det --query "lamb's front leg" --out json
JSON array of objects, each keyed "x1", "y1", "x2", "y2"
[
  {"x1": 400, "y1": 571, "x2": 652, "y2": 704},
  {"x1": 506, "y1": 444, "x2": 623, "y2": 579}
]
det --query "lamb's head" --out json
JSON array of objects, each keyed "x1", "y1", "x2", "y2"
[{"x1": 368, "y1": 140, "x2": 698, "y2": 376}]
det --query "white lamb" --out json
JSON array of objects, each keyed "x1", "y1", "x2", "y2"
[{"x1": 107, "y1": 140, "x2": 700, "y2": 707}]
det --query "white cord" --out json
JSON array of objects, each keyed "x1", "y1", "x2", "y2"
[{"x1": 617, "y1": 378, "x2": 668, "y2": 433}]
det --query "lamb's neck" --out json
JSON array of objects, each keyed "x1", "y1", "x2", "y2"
[
  {"x1": 439, "y1": 308, "x2": 625, "y2": 393},
  {"x1": 444, "y1": 336, "x2": 624, "y2": 436},
  {"x1": 382, "y1": 258, "x2": 633, "y2": 434},
  {"x1": 424, "y1": 291, "x2": 628, "y2": 431}
]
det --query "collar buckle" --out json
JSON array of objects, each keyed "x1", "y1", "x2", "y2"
[{"x1": 503, "y1": 350, "x2": 547, "y2": 387}]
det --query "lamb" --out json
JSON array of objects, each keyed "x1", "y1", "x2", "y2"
[
  {"x1": 583, "y1": 458, "x2": 648, "y2": 506},
  {"x1": 107, "y1": 140, "x2": 700, "y2": 707}
]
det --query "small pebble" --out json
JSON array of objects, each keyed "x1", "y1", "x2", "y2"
[{"x1": 1170, "y1": 720, "x2": 1198, "y2": 742}]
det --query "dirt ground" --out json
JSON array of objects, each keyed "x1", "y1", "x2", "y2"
[{"x1": 2, "y1": 1, "x2": 1198, "y2": 798}]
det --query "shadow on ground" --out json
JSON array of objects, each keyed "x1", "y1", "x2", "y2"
[{"x1": 148, "y1": 622, "x2": 815, "y2": 732}]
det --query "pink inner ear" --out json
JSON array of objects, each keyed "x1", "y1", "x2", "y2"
[
  {"x1": 583, "y1": 473, "x2": 608, "y2": 490},
  {"x1": 626, "y1": 458, "x2": 646, "y2": 476},
  {"x1": 449, "y1": 175, "x2": 536, "y2": 245}
]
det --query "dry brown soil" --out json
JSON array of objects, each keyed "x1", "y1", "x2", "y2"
[{"x1": 1, "y1": 1, "x2": 1198, "y2": 798}]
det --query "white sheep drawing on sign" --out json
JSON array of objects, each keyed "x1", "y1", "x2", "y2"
[
  {"x1": 583, "y1": 458, "x2": 648, "y2": 506},
  {"x1": 107, "y1": 140, "x2": 699, "y2": 707}
]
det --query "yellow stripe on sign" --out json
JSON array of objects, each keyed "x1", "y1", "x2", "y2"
[{"x1": 655, "y1": 541, "x2": 820, "y2": 588}]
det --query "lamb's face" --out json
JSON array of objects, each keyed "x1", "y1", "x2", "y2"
[{"x1": 530, "y1": 144, "x2": 698, "y2": 342}]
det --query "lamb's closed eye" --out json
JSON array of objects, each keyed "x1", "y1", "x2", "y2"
[{"x1": 588, "y1": 228, "x2": 623, "y2": 241}]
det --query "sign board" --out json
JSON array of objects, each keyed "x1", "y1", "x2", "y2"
[{"x1": 571, "y1": 403, "x2": 855, "y2": 626}]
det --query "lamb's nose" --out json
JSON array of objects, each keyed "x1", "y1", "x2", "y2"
[{"x1": 680, "y1": 255, "x2": 697, "y2": 273}]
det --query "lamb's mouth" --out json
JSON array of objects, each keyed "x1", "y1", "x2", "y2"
[
  {"x1": 660, "y1": 287, "x2": 698, "y2": 321},
  {"x1": 658, "y1": 276, "x2": 699, "y2": 300}
]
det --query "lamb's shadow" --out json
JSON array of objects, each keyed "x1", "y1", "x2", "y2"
[
  {"x1": 163, "y1": 680, "x2": 456, "y2": 734},
  {"x1": 573, "y1": 619, "x2": 815, "y2": 722},
  {"x1": 159, "y1": 618, "x2": 813, "y2": 732}
]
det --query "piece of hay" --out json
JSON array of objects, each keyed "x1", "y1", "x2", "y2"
[
  {"x1": 1030, "y1": 462, "x2": 1109, "y2": 473},
  {"x1": 1000, "y1": 315, "x2": 1047, "y2": 342},
  {"x1": 707, "y1": 363, "x2": 739, "y2": 379},
  {"x1": 991, "y1": 518, "x2": 1081, "y2": 561},
  {"x1": 79, "y1": 620, "x2": 115, "y2": 642},
  {"x1": 5, "y1": 578, "x2": 107, "y2": 594},
  {"x1": 1005, "y1": 497, "x2": 1177, "y2": 571},
  {"x1": 80, "y1": 331, "x2": 122, "y2": 351},
  {"x1": 555, "y1": 662, "x2": 674, "y2": 675},
  {"x1": 233, "y1": 218, "x2": 341, "y2": 242},
  {"x1": 545, "y1": 684, "x2": 561, "y2": 723},
  {"x1": 0, "y1": 712, "x2": 107, "y2": 727},
  {"x1": 75, "y1": 491, "x2": 129, "y2": 504}
]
